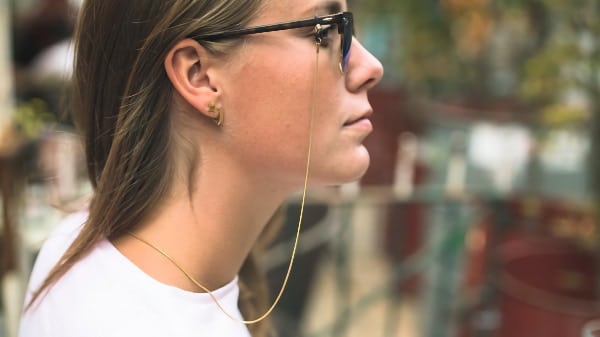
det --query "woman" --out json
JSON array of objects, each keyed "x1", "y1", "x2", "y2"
[{"x1": 19, "y1": 0, "x2": 383, "y2": 336}]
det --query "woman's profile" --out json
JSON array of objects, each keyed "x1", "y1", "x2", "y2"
[{"x1": 18, "y1": 0, "x2": 383, "y2": 336}]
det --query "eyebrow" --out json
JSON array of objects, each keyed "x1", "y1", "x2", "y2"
[
  {"x1": 308, "y1": 1, "x2": 343, "y2": 15},
  {"x1": 324, "y1": 1, "x2": 343, "y2": 13}
]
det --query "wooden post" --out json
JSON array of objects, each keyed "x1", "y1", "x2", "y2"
[
  {"x1": 0, "y1": 2, "x2": 25, "y2": 337},
  {"x1": 0, "y1": 0, "x2": 13, "y2": 132}
]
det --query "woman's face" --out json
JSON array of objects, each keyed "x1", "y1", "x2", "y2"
[{"x1": 217, "y1": 0, "x2": 384, "y2": 190}]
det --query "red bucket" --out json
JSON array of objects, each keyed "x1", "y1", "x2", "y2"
[{"x1": 498, "y1": 237, "x2": 600, "y2": 337}]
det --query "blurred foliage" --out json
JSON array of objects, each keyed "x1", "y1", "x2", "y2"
[
  {"x1": 352, "y1": 0, "x2": 600, "y2": 281},
  {"x1": 353, "y1": 0, "x2": 599, "y2": 125},
  {"x1": 13, "y1": 98, "x2": 55, "y2": 139}
]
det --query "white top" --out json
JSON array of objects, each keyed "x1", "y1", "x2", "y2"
[{"x1": 19, "y1": 212, "x2": 251, "y2": 337}]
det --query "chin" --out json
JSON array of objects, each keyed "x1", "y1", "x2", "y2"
[
  {"x1": 345, "y1": 160, "x2": 371, "y2": 183},
  {"x1": 317, "y1": 151, "x2": 371, "y2": 186},
  {"x1": 348, "y1": 147, "x2": 371, "y2": 179},
  {"x1": 306, "y1": 144, "x2": 372, "y2": 187}
]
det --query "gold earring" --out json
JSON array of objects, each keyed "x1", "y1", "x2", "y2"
[{"x1": 208, "y1": 103, "x2": 224, "y2": 127}]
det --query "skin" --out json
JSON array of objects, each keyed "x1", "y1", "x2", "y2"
[{"x1": 113, "y1": 0, "x2": 383, "y2": 293}]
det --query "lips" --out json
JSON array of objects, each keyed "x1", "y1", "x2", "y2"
[
  {"x1": 344, "y1": 110, "x2": 373, "y2": 126},
  {"x1": 343, "y1": 117, "x2": 367, "y2": 126}
]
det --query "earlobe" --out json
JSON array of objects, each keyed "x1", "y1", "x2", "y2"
[{"x1": 164, "y1": 39, "x2": 219, "y2": 118}]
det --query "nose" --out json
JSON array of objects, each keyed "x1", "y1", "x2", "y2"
[{"x1": 346, "y1": 37, "x2": 384, "y2": 93}]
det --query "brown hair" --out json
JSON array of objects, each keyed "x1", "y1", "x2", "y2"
[{"x1": 29, "y1": 1, "x2": 273, "y2": 336}]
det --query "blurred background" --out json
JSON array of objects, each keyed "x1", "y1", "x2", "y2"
[{"x1": 0, "y1": 0, "x2": 599, "y2": 336}]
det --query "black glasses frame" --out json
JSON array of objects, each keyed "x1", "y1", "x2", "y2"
[{"x1": 192, "y1": 12, "x2": 354, "y2": 70}]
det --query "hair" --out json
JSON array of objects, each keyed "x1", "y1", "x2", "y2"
[{"x1": 28, "y1": 1, "x2": 274, "y2": 336}]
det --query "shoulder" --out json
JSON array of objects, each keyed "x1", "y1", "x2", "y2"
[
  {"x1": 21, "y1": 268, "x2": 252, "y2": 336},
  {"x1": 20, "y1": 220, "x2": 152, "y2": 336},
  {"x1": 20, "y1": 211, "x2": 252, "y2": 337},
  {"x1": 21, "y1": 271, "x2": 252, "y2": 337},
  {"x1": 24, "y1": 211, "x2": 88, "y2": 298}
]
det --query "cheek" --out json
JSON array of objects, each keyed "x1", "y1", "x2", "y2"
[
  {"x1": 222, "y1": 51, "x2": 315, "y2": 175},
  {"x1": 221, "y1": 43, "x2": 361, "y2": 186},
  {"x1": 229, "y1": 47, "x2": 311, "y2": 122}
]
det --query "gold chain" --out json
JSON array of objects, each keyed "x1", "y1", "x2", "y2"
[{"x1": 126, "y1": 42, "x2": 321, "y2": 325}]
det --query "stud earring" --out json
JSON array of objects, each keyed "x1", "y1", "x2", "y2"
[{"x1": 208, "y1": 103, "x2": 224, "y2": 127}]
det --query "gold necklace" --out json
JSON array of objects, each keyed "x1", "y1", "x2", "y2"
[{"x1": 126, "y1": 42, "x2": 321, "y2": 325}]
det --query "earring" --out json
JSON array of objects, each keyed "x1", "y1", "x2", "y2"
[{"x1": 208, "y1": 103, "x2": 224, "y2": 127}]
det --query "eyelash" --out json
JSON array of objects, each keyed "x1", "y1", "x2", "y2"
[{"x1": 313, "y1": 24, "x2": 336, "y2": 48}]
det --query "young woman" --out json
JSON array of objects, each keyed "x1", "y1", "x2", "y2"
[{"x1": 19, "y1": 0, "x2": 383, "y2": 336}]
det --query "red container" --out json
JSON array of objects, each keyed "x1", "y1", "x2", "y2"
[{"x1": 497, "y1": 237, "x2": 600, "y2": 337}]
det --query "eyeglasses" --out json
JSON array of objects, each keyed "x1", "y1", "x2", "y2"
[{"x1": 193, "y1": 12, "x2": 354, "y2": 71}]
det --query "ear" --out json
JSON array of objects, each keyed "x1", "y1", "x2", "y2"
[{"x1": 164, "y1": 39, "x2": 220, "y2": 120}]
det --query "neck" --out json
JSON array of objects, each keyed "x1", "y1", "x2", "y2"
[{"x1": 113, "y1": 162, "x2": 290, "y2": 292}]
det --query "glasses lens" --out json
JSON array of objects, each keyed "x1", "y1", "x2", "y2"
[{"x1": 340, "y1": 13, "x2": 353, "y2": 70}]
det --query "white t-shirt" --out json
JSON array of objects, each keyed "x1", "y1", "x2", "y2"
[{"x1": 19, "y1": 212, "x2": 251, "y2": 337}]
